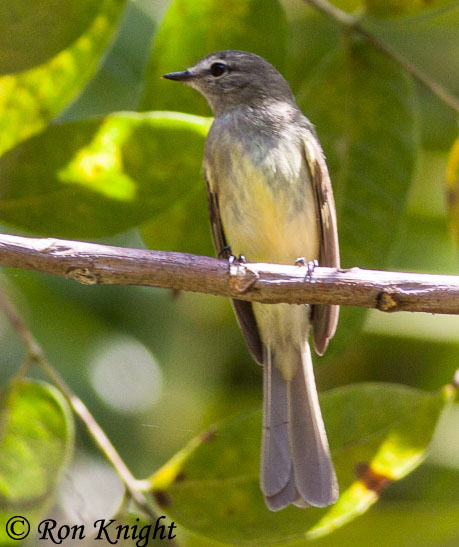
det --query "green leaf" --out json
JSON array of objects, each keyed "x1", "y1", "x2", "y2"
[
  {"x1": 0, "y1": 379, "x2": 74, "y2": 545},
  {"x1": 0, "y1": 112, "x2": 211, "y2": 242},
  {"x1": 141, "y1": 186, "x2": 214, "y2": 256},
  {"x1": 329, "y1": 0, "x2": 363, "y2": 10},
  {"x1": 285, "y1": 11, "x2": 343, "y2": 95},
  {"x1": 145, "y1": 381, "x2": 455, "y2": 544},
  {"x1": 60, "y1": 0, "x2": 158, "y2": 120},
  {"x1": 299, "y1": 41, "x2": 419, "y2": 269},
  {"x1": 363, "y1": 0, "x2": 457, "y2": 18},
  {"x1": 297, "y1": 40, "x2": 419, "y2": 356},
  {"x1": 361, "y1": 5, "x2": 459, "y2": 150},
  {"x1": 446, "y1": 137, "x2": 459, "y2": 248},
  {"x1": 140, "y1": 0, "x2": 287, "y2": 115},
  {"x1": 0, "y1": 0, "x2": 127, "y2": 157},
  {"x1": 175, "y1": 502, "x2": 459, "y2": 547},
  {"x1": 311, "y1": 502, "x2": 459, "y2": 547},
  {"x1": 0, "y1": 0, "x2": 100, "y2": 75}
]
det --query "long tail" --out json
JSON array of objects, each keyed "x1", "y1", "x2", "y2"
[{"x1": 260, "y1": 342, "x2": 338, "y2": 510}]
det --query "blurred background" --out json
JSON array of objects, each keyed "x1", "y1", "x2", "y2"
[{"x1": 0, "y1": 0, "x2": 458, "y2": 545}]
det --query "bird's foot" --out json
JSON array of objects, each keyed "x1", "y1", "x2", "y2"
[
  {"x1": 218, "y1": 245, "x2": 233, "y2": 260},
  {"x1": 228, "y1": 253, "x2": 246, "y2": 269},
  {"x1": 295, "y1": 257, "x2": 319, "y2": 282},
  {"x1": 220, "y1": 243, "x2": 246, "y2": 262}
]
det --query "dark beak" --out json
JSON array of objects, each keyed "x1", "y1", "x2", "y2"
[{"x1": 162, "y1": 70, "x2": 195, "y2": 82}]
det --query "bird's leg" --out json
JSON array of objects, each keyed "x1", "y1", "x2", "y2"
[
  {"x1": 218, "y1": 245, "x2": 233, "y2": 259},
  {"x1": 295, "y1": 257, "x2": 319, "y2": 282},
  {"x1": 305, "y1": 259, "x2": 319, "y2": 282},
  {"x1": 219, "y1": 245, "x2": 246, "y2": 265},
  {"x1": 228, "y1": 253, "x2": 246, "y2": 272}
]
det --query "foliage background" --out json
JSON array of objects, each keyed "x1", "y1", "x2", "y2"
[{"x1": 0, "y1": 0, "x2": 458, "y2": 545}]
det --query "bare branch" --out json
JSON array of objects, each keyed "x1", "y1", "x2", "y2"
[
  {"x1": 302, "y1": 0, "x2": 459, "y2": 112},
  {"x1": 0, "y1": 233, "x2": 458, "y2": 315}
]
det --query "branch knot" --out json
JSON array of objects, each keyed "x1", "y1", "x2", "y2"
[
  {"x1": 376, "y1": 291, "x2": 399, "y2": 312},
  {"x1": 65, "y1": 266, "x2": 100, "y2": 285},
  {"x1": 228, "y1": 262, "x2": 259, "y2": 294}
]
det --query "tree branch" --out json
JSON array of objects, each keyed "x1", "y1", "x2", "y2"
[
  {"x1": 0, "y1": 288, "x2": 161, "y2": 525},
  {"x1": 302, "y1": 0, "x2": 459, "y2": 112},
  {"x1": 0, "y1": 233, "x2": 458, "y2": 315}
]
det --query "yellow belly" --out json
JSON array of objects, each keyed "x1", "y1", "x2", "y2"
[
  {"x1": 219, "y1": 159, "x2": 319, "y2": 265},
  {"x1": 206, "y1": 133, "x2": 319, "y2": 376}
]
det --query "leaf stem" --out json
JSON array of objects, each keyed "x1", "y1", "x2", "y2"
[
  {"x1": 0, "y1": 290, "x2": 160, "y2": 525},
  {"x1": 302, "y1": 0, "x2": 459, "y2": 112}
]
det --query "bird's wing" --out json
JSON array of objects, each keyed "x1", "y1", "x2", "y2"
[
  {"x1": 302, "y1": 129, "x2": 340, "y2": 355},
  {"x1": 204, "y1": 169, "x2": 264, "y2": 364}
]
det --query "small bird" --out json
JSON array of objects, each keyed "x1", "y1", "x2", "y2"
[{"x1": 164, "y1": 50, "x2": 339, "y2": 510}]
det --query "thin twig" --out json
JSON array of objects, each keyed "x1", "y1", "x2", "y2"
[
  {"x1": 302, "y1": 0, "x2": 459, "y2": 112},
  {"x1": 0, "y1": 290, "x2": 160, "y2": 524},
  {"x1": 0, "y1": 233, "x2": 458, "y2": 314}
]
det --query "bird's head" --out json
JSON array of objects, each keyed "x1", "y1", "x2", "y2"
[{"x1": 163, "y1": 50, "x2": 295, "y2": 116}]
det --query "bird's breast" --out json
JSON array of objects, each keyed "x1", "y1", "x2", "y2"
[{"x1": 207, "y1": 131, "x2": 319, "y2": 265}]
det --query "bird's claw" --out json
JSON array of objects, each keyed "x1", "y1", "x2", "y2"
[
  {"x1": 305, "y1": 259, "x2": 319, "y2": 282},
  {"x1": 227, "y1": 252, "x2": 246, "y2": 275},
  {"x1": 295, "y1": 257, "x2": 306, "y2": 267},
  {"x1": 295, "y1": 258, "x2": 319, "y2": 282},
  {"x1": 218, "y1": 245, "x2": 233, "y2": 259}
]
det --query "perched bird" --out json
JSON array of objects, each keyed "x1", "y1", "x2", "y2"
[{"x1": 164, "y1": 50, "x2": 339, "y2": 510}]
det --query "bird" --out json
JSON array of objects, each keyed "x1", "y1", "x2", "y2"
[{"x1": 163, "y1": 50, "x2": 339, "y2": 510}]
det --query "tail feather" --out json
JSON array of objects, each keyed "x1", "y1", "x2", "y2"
[
  {"x1": 265, "y1": 469, "x2": 296, "y2": 511},
  {"x1": 289, "y1": 342, "x2": 338, "y2": 506},
  {"x1": 261, "y1": 342, "x2": 338, "y2": 510},
  {"x1": 260, "y1": 347, "x2": 292, "y2": 497}
]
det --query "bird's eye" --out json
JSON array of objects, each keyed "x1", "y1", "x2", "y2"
[{"x1": 210, "y1": 62, "x2": 227, "y2": 77}]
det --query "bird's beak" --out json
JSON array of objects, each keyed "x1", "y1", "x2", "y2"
[{"x1": 162, "y1": 70, "x2": 195, "y2": 82}]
